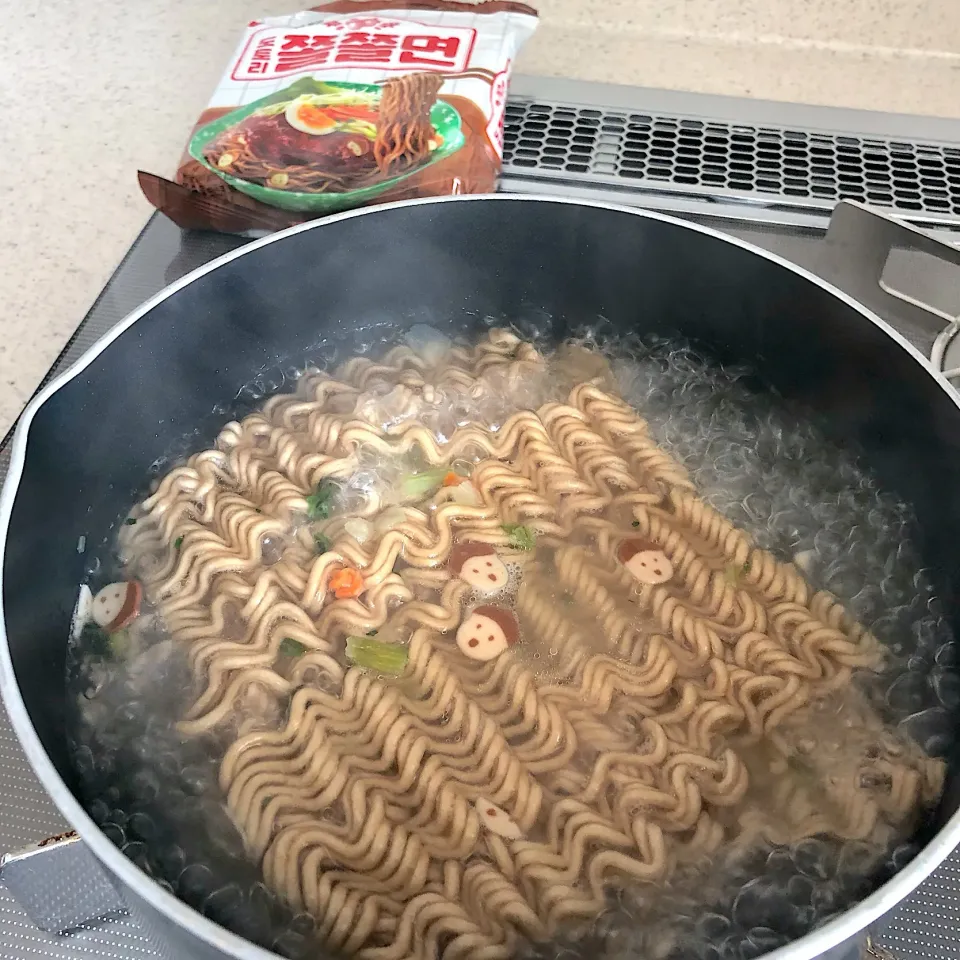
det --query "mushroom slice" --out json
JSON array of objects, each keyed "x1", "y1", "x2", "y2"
[
  {"x1": 456, "y1": 605, "x2": 519, "y2": 661},
  {"x1": 449, "y1": 542, "x2": 509, "y2": 592},
  {"x1": 617, "y1": 539, "x2": 674, "y2": 585},
  {"x1": 476, "y1": 798, "x2": 523, "y2": 839},
  {"x1": 92, "y1": 581, "x2": 143, "y2": 632}
]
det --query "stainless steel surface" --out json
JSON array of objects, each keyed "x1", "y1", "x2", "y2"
[
  {"x1": 0, "y1": 710, "x2": 159, "y2": 958},
  {"x1": 0, "y1": 833, "x2": 126, "y2": 933},
  {"x1": 938, "y1": 325, "x2": 960, "y2": 380},
  {"x1": 4, "y1": 75, "x2": 960, "y2": 960},
  {"x1": 818, "y1": 201, "x2": 960, "y2": 339},
  {"x1": 504, "y1": 76, "x2": 960, "y2": 229}
]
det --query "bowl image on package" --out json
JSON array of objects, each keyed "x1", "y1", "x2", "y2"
[{"x1": 189, "y1": 77, "x2": 465, "y2": 214}]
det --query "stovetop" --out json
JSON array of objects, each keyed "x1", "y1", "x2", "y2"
[{"x1": 2, "y1": 74, "x2": 960, "y2": 960}]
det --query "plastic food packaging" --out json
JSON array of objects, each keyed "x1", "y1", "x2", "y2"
[{"x1": 139, "y1": 1, "x2": 538, "y2": 236}]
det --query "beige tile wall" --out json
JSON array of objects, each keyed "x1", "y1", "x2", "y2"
[
  {"x1": 520, "y1": 0, "x2": 960, "y2": 114},
  {"x1": 535, "y1": 0, "x2": 960, "y2": 54}
]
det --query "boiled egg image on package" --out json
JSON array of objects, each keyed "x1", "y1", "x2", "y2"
[
  {"x1": 456, "y1": 605, "x2": 519, "y2": 662},
  {"x1": 284, "y1": 96, "x2": 340, "y2": 135},
  {"x1": 448, "y1": 542, "x2": 509, "y2": 592}
]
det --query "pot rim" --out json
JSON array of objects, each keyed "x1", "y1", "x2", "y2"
[{"x1": 2, "y1": 193, "x2": 958, "y2": 960}]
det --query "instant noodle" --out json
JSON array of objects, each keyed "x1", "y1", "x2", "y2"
[
  {"x1": 83, "y1": 328, "x2": 945, "y2": 960},
  {"x1": 140, "y1": 1, "x2": 538, "y2": 235}
]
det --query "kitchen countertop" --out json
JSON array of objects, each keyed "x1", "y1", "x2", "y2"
[{"x1": 2, "y1": 0, "x2": 959, "y2": 439}]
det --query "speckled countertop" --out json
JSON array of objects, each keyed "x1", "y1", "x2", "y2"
[{"x1": 3, "y1": 0, "x2": 959, "y2": 436}]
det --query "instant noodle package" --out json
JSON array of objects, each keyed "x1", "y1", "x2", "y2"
[{"x1": 140, "y1": 1, "x2": 538, "y2": 235}]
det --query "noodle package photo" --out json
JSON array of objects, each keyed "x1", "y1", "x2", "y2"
[{"x1": 139, "y1": 1, "x2": 538, "y2": 235}]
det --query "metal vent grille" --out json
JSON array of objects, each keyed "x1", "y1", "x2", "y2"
[{"x1": 502, "y1": 100, "x2": 960, "y2": 220}]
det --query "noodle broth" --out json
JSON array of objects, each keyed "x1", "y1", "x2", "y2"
[{"x1": 66, "y1": 328, "x2": 956, "y2": 960}]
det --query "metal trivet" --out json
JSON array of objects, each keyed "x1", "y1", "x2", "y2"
[{"x1": 502, "y1": 99, "x2": 960, "y2": 225}]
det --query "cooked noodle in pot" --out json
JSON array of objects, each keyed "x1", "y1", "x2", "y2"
[
  {"x1": 76, "y1": 329, "x2": 947, "y2": 960},
  {"x1": 65, "y1": 330, "x2": 944, "y2": 960}
]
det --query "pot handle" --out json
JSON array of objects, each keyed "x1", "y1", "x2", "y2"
[
  {"x1": 0, "y1": 830, "x2": 127, "y2": 932},
  {"x1": 818, "y1": 200, "x2": 960, "y2": 338}
]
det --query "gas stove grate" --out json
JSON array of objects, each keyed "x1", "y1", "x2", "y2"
[{"x1": 501, "y1": 99, "x2": 960, "y2": 223}]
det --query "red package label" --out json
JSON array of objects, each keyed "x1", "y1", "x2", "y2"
[{"x1": 233, "y1": 18, "x2": 477, "y2": 78}]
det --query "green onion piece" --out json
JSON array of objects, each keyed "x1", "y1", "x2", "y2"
[
  {"x1": 255, "y1": 101, "x2": 288, "y2": 117},
  {"x1": 306, "y1": 480, "x2": 338, "y2": 520},
  {"x1": 80, "y1": 622, "x2": 110, "y2": 657},
  {"x1": 313, "y1": 533, "x2": 332, "y2": 553},
  {"x1": 502, "y1": 523, "x2": 536, "y2": 551},
  {"x1": 346, "y1": 635, "x2": 409, "y2": 675},
  {"x1": 124, "y1": 517, "x2": 137, "y2": 526},
  {"x1": 724, "y1": 561, "x2": 752, "y2": 586},
  {"x1": 631, "y1": 520, "x2": 640, "y2": 528},
  {"x1": 400, "y1": 467, "x2": 448, "y2": 500},
  {"x1": 367, "y1": 629, "x2": 378, "y2": 636},
  {"x1": 108, "y1": 628, "x2": 132, "y2": 659},
  {"x1": 279, "y1": 637, "x2": 307, "y2": 659},
  {"x1": 174, "y1": 536, "x2": 184, "y2": 549}
]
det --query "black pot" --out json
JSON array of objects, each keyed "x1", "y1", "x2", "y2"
[{"x1": 2, "y1": 196, "x2": 960, "y2": 960}]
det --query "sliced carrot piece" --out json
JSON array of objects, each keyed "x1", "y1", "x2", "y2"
[
  {"x1": 329, "y1": 567, "x2": 365, "y2": 599},
  {"x1": 442, "y1": 472, "x2": 463, "y2": 487},
  {"x1": 327, "y1": 105, "x2": 379, "y2": 122}
]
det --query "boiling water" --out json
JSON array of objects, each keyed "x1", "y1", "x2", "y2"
[{"x1": 65, "y1": 331, "x2": 959, "y2": 960}]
